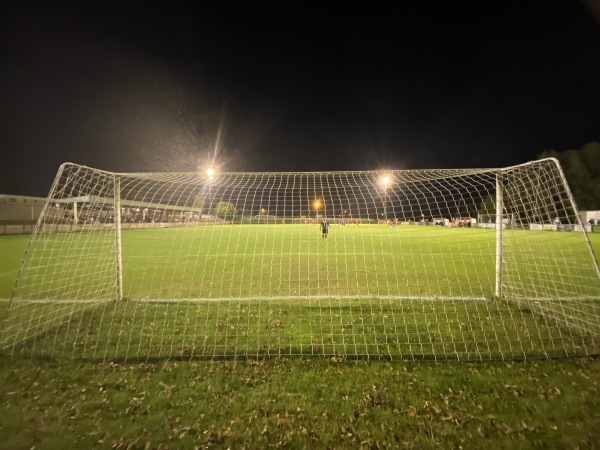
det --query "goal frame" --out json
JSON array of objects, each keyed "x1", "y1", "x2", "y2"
[{"x1": 3, "y1": 157, "x2": 600, "y2": 361}]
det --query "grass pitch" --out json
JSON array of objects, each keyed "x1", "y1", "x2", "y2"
[
  {"x1": 0, "y1": 230, "x2": 599, "y2": 448},
  {"x1": 1, "y1": 226, "x2": 599, "y2": 361},
  {"x1": 5, "y1": 224, "x2": 599, "y2": 300}
]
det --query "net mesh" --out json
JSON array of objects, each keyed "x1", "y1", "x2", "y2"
[{"x1": 1, "y1": 159, "x2": 599, "y2": 361}]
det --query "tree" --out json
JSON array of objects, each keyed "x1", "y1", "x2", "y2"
[
  {"x1": 213, "y1": 201, "x2": 236, "y2": 219},
  {"x1": 538, "y1": 142, "x2": 600, "y2": 210}
]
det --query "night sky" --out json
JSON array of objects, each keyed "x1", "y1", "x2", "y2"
[{"x1": 2, "y1": 1, "x2": 600, "y2": 197}]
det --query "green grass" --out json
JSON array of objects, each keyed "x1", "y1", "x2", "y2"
[
  {"x1": 1, "y1": 226, "x2": 599, "y2": 361},
  {"x1": 0, "y1": 231, "x2": 600, "y2": 448},
  {"x1": 0, "y1": 234, "x2": 29, "y2": 298},
  {"x1": 8, "y1": 225, "x2": 600, "y2": 300},
  {"x1": 0, "y1": 356, "x2": 599, "y2": 449}
]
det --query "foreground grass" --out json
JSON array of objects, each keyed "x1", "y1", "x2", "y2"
[
  {"x1": 0, "y1": 356, "x2": 599, "y2": 449},
  {"x1": 3, "y1": 296, "x2": 596, "y2": 361},
  {"x1": 1, "y1": 233, "x2": 599, "y2": 448}
]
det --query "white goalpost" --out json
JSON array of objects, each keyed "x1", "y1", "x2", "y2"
[{"x1": 1, "y1": 158, "x2": 599, "y2": 361}]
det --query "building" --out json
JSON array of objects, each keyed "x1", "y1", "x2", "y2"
[{"x1": 0, "y1": 194, "x2": 47, "y2": 234}]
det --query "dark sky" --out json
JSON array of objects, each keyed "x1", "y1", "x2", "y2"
[{"x1": 2, "y1": 1, "x2": 600, "y2": 196}]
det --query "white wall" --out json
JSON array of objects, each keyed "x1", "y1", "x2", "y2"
[
  {"x1": 0, "y1": 195, "x2": 46, "y2": 222},
  {"x1": 580, "y1": 210, "x2": 600, "y2": 225}
]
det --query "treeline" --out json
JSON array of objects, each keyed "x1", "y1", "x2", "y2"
[{"x1": 539, "y1": 142, "x2": 600, "y2": 210}]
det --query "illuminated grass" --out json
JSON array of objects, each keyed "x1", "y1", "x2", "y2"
[
  {"x1": 2, "y1": 228, "x2": 599, "y2": 361},
  {"x1": 8, "y1": 224, "x2": 600, "y2": 300},
  {"x1": 0, "y1": 233, "x2": 599, "y2": 448}
]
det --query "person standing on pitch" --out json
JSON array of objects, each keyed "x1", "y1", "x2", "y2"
[{"x1": 320, "y1": 219, "x2": 330, "y2": 239}]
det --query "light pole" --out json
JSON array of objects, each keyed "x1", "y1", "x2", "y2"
[
  {"x1": 381, "y1": 176, "x2": 390, "y2": 224},
  {"x1": 314, "y1": 200, "x2": 321, "y2": 220},
  {"x1": 206, "y1": 168, "x2": 215, "y2": 219}
]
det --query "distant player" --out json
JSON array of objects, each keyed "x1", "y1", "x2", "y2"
[{"x1": 320, "y1": 219, "x2": 330, "y2": 239}]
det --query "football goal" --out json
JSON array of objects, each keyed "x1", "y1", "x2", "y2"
[{"x1": 1, "y1": 158, "x2": 599, "y2": 361}]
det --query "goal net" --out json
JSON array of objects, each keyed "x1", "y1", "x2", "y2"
[{"x1": 2, "y1": 158, "x2": 599, "y2": 361}]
